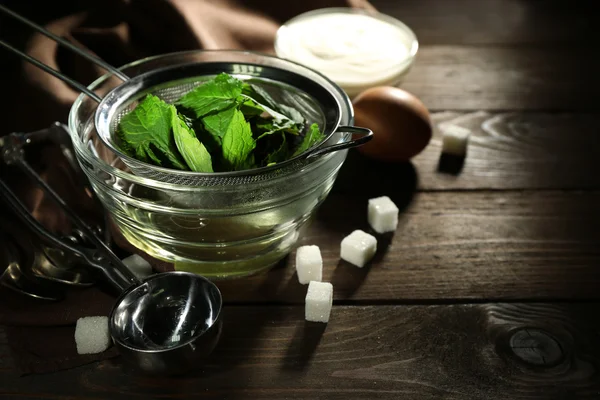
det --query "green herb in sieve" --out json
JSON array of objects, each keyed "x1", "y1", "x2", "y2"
[{"x1": 117, "y1": 73, "x2": 325, "y2": 172}]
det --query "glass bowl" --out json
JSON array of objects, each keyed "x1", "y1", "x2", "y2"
[{"x1": 68, "y1": 50, "x2": 355, "y2": 279}]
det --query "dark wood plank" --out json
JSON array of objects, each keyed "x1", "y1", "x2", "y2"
[
  {"x1": 372, "y1": 0, "x2": 596, "y2": 45},
  {"x1": 401, "y1": 47, "x2": 598, "y2": 111},
  {"x1": 2, "y1": 303, "x2": 599, "y2": 399},
  {"x1": 410, "y1": 112, "x2": 599, "y2": 190},
  {"x1": 215, "y1": 191, "x2": 600, "y2": 303}
]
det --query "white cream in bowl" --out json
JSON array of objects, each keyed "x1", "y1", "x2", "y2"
[{"x1": 275, "y1": 8, "x2": 418, "y2": 98}]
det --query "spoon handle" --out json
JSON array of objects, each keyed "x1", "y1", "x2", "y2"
[
  {"x1": 0, "y1": 4, "x2": 128, "y2": 81},
  {"x1": 0, "y1": 129, "x2": 141, "y2": 293}
]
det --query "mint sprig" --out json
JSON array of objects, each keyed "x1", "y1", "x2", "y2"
[{"x1": 117, "y1": 72, "x2": 326, "y2": 173}]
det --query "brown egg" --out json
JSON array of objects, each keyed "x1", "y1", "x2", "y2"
[{"x1": 352, "y1": 86, "x2": 432, "y2": 162}]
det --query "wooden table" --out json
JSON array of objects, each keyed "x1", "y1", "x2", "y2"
[{"x1": 2, "y1": 0, "x2": 600, "y2": 398}]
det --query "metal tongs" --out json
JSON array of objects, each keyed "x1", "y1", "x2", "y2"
[
  {"x1": 0, "y1": 123, "x2": 140, "y2": 297},
  {"x1": 0, "y1": 4, "x2": 140, "y2": 296}
]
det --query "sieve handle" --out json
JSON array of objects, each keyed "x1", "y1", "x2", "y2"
[
  {"x1": 0, "y1": 4, "x2": 128, "y2": 102},
  {"x1": 307, "y1": 126, "x2": 373, "y2": 158},
  {"x1": 0, "y1": 38, "x2": 102, "y2": 102}
]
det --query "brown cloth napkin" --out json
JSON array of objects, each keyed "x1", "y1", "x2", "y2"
[{"x1": 0, "y1": 0, "x2": 374, "y2": 375}]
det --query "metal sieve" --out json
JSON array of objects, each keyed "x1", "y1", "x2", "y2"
[
  {"x1": 0, "y1": 4, "x2": 372, "y2": 187},
  {"x1": 94, "y1": 62, "x2": 371, "y2": 186}
]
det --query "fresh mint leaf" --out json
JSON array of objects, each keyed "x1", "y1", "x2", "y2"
[
  {"x1": 118, "y1": 74, "x2": 318, "y2": 173},
  {"x1": 191, "y1": 120, "x2": 221, "y2": 154},
  {"x1": 278, "y1": 104, "x2": 305, "y2": 126},
  {"x1": 176, "y1": 73, "x2": 243, "y2": 119},
  {"x1": 292, "y1": 123, "x2": 325, "y2": 157},
  {"x1": 117, "y1": 94, "x2": 187, "y2": 170},
  {"x1": 255, "y1": 119, "x2": 298, "y2": 140},
  {"x1": 241, "y1": 95, "x2": 289, "y2": 125},
  {"x1": 265, "y1": 133, "x2": 290, "y2": 165},
  {"x1": 201, "y1": 106, "x2": 236, "y2": 146},
  {"x1": 242, "y1": 83, "x2": 275, "y2": 108},
  {"x1": 172, "y1": 111, "x2": 213, "y2": 172},
  {"x1": 242, "y1": 97, "x2": 300, "y2": 140},
  {"x1": 242, "y1": 83, "x2": 305, "y2": 126},
  {"x1": 239, "y1": 154, "x2": 256, "y2": 170},
  {"x1": 221, "y1": 109, "x2": 256, "y2": 171},
  {"x1": 240, "y1": 99, "x2": 264, "y2": 116}
]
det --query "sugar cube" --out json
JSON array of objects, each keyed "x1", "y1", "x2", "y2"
[
  {"x1": 340, "y1": 230, "x2": 377, "y2": 268},
  {"x1": 441, "y1": 124, "x2": 471, "y2": 157},
  {"x1": 305, "y1": 281, "x2": 333, "y2": 323},
  {"x1": 295, "y1": 245, "x2": 323, "y2": 284},
  {"x1": 122, "y1": 254, "x2": 153, "y2": 279},
  {"x1": 75, "y1": 316, "x2": 111, "y2": 355},
  {"x1": 368, "y1": 196, "x2": 399, "y2": 233}
]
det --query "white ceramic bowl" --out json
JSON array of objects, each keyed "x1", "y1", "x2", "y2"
[{"x1": 275, "y1": 7, "x2": 419, "y2": 98}]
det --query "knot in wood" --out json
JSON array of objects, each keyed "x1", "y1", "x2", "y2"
[{"x1": 508, "y1": 328, "x2": 564, "y2": 368}]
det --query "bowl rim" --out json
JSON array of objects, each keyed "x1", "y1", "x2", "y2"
[
  {"x1": 274, "y1": 7, "x2": 419, "y2": 86},
  {"x1": 68, "y1": 50, "x2": 354, "y2": 190}
]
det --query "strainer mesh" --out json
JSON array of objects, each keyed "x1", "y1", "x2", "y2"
[{"x1": 107, "y1": 76, "x2": 332, "y2": 186}]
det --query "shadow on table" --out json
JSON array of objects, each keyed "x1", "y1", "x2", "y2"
[
  {"x1": 315, "y1": 151, "x2": 418, "y2": 236},
  {"x1": 281, "y1": 320, "x2": 326, "y2": 372},
  {"x1": 437, "y1": 153, "x2": 465, "y2": 175},
  {"x1": 187, "y1": 268, "x2": 290, "y2": 372},
  {"x1": 279, "y1": 236, "x2": 395, "y2": 369},
  {"x1": 330, "y1": 150, "x2": 418, "y2": 206}
]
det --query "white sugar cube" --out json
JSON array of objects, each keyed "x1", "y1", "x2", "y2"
[
  {"x1": 340, "y1": 230, "x2": 377, "y2": 268},
  {"x1": 122, "y1": 254, "x2": 153, "y2": 279},
  {"x1": 305, "y1": 281, "x2": 333, "y2": 323},
  {"x1": 441, "y1": 124, "x2": 471, "y2": 156},
  {"x1": 368, "y1": 196, "x2": 399, "y2": 233},
  {"x1": 295, "y1": 245, "x2": 323, "y2": 284},
  {"x1": 75, "y1": 316, "x2": 111, "y2": 355}
]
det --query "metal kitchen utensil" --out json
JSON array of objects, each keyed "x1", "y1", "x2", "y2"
[
  {"x1": 0, "y1": 131, "x2": 141, "y2": 293},
  {"x1": 110, "y1": 271, "x2": 222, "y2": 375},
  {"x1": 0, "y1": 230, "x2": 95, "y2": 299},
  {"x1": 0, "y1": 4, "x2": 373, "y2": 187},
  {"x1": 33, "y1": 245, "x2": 95, "y2": 287},
  {"x1": 0, "y1": 131, "x2": 96, "y2": 298},
  {"x1": 1, "y1": 260, "x2": 63, "y2": 301},
  {"x1": 0, "y1": 233, "x2": 64, "y2": 301},
  {"x1": 0, "y1": 126, "x2": 223, "y2": 374}
]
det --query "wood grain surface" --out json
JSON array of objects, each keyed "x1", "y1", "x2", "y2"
[
  {"x1": 373, "y1": 0, "x2": 596, "y2": 46},
  {"x1": 2, "y1": 304, "x2": 598, "y2": 399},
  {"x1": 403, "y1": 47, "x2": 599, "y2": 111},
  {"x1": 2, "y1": 0, "x2": 600, "y2": 398},
  {"x1": 344, "y1": 112, "x2": 600, "y2": 190},
  {"x1": 216, "y1": 191, "x2": 600, "y2": 303}
]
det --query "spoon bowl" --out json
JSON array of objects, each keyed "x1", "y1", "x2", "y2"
[
  {"x1": 0, "y1": 235, "x2": 64, "y2": 301},
  {"x1": 110, "y1": 271, "x2": 223, "y2": 375}
]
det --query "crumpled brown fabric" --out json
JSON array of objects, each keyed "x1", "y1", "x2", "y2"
[
  {"x1": 3, "y1": 0, "x2": 374, "y2": 136},
  {"x1": 0, "y1": 0, "x2": 374, "y2": 375}
]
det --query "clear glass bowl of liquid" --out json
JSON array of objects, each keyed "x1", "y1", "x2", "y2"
[{"x1": 68, "y1": 50, "x2": 354, "y2": 279}]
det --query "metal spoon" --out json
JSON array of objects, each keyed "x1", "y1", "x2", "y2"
[
  {"x1": 110, "y1": 271, "x2": 223, "y2": 375},
  {"x1": 0, "y1": 128, "x2": 224, "y2": 375},
  {"x1": 1, "y1": 186, "x2": 223, "y2": 373},
  {"x1": 0, "y1": 238, "x2": 64, "y2": 301},
  {"x1": 32, "y1": 247, "x2": 95, "y2": 287}
]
